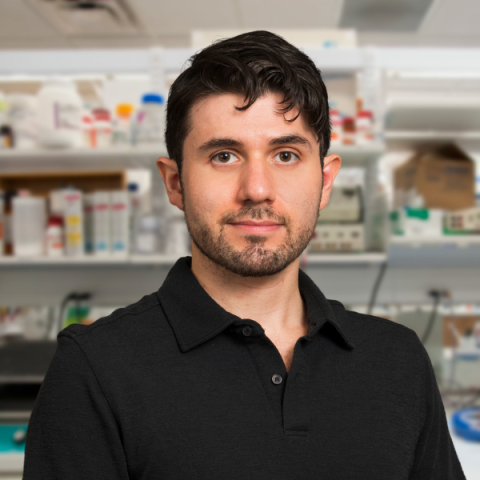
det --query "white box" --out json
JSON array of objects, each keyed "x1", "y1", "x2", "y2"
[{"x1": 309, "y1": 224, "x2": 364, "y2": 252}]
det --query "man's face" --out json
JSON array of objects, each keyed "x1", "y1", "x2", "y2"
[{"x1": 164, "y1": 92, "x2": 335, "y2": 277}]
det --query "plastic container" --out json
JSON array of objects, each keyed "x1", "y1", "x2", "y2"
[
  {"x1": 12, "y1": 196, "x2": 46, "y2": 257},
  {"x1": 356, "y1": 110, "x2": 374, "y2": 145},
  {"x1": 92, "y1": 108, "x2": 112, "y2": 148},
  {"x1": 45, "y1": 216, "x2": 64, "y2": 257},
  {"x1": 37, "y1": 77, "x2": 82, "y2": 148},
  {"x1": 342, "y1": 116, "x2": 355, "y2": 145},
  {"x1": 63, "y1": 189, "x2": 84, "y2": 256},
  {"x1": 134, "y1": 93, "x2": 165, "y2": 145},
  {"x1": 330, "y1": 109, "x2": 343, "y2": 146},
  {"x1": 6, "y1": 94, "x2": 37, "y2": 149},
  {"x1": 111, "y1": 191, "x2": 129, "y2": 255},
  {"x1": 113, "y1": 103, "x2": 134, "y2": 146},
  {"x1": 81, "y1": 110, "x2": 94, "y2": 148},
  {"x1": 127, "y1": 183, "x2": 142, "y2": 252},
  {"x1": 134, "y1": 215, "x2": 159, "y2": 254},
  {"x1": 165, "y1": 218, "x2": 190, "y2": 255},
  {"x1": 0, "y1": 192, "x2": 4, "y2": 255},
  {"x1": 93, "y1": 191, "x2": 111, "y2": 255}
]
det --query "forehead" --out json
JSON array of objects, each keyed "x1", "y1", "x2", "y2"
[{"x1": 186, "y1": 92, "x2": 318, "y2": 146}]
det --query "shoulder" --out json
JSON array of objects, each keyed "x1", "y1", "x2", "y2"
[
  {"x1": 328, "y1": 299, "x2": 427, "y2": 362},
  {"x1": 58, "y1": 291, "x2": 170, "y2": 357}
]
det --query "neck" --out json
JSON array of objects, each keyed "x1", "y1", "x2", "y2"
[{"x1": 190, "y1": 244, "x2": 307, "y2": 335}]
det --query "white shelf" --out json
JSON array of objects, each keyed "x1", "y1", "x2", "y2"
[
  {"x1": 389, "y1": 235, "x2": 480, "y2": 246},
  {"x1": 304, "y1": 252, "x2": 386, "y2": 264},
  {"x1": 0, "y1": 252, "x2": 387, "y2": 267},
  {"x1": 385, "y1": 131, "x2": 480, "y2": 140},
  {"x1": 0, "y1": 144, "x2": 384, "y2": 166}
]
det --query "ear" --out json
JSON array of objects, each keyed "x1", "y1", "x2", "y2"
[
  {"x1": 156, "y1": 157, "x2": 184, "y2": 211},
  {"x1": 319, "y1": 153, "x2": 342, "y2": 211}
]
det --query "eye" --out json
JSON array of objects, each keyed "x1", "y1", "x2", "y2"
[
  {"x1": 212, "y1": 152, "x2": 239, "y2": 164},
  {"x1": 274, "y1": 151, "x2": 299, "y2": 164}
]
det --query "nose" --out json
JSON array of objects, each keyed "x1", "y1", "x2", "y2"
[{"x1": 237, "y1": 157, "x2": 276, "y2": 205}]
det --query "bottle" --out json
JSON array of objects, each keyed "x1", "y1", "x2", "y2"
[
  {"x1": 330, "y1": 109, "x2": 343, "y2": 146},
  {"x1": 110, "y1": 191, "x2": 129, "y2": 256},
  {"x1": 93, "y1": 191, "x2": 111, "y2": 255},
  {"x1": 113, "y1": 103, "x2": 134, "y2": 146},
  {"x1": 342, "y1": 116, "x2": 355, "y2": 145},
  {"x1": 37, "y1": 77, "x2": 82, "y2": 148},
  {"x1": 6, "y1": 94, "x2": 37, "y2": 149},
  {"x1": 134, "y1": 215, "x2": 159, "y2": 254},
  {"x1": 134, "y1": 93, "x2": 165, "y2": 145},
  {"x1": 127, "y1": 183, "x2": 141, "y2": 252},
  {"x1": 63, "y1": 189, "x2": 84, "y2": 256},
  {"x1": 45, "y1": 216, "x2": 64, "y2": 257},
  {"x1": 12, "y1": 194, "x2": 46, "y2": 257},
  {"x1": 356, "y1": 110, "x2": 374, "y2": 145},
  {"x1": 92, "y1": 108, "x2": 112, "y2": 148},
  {"x1": 0, "y1": 191, "x2": 4, "y2": 255}
]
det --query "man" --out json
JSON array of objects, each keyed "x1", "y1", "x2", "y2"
[{"x1": 23, "y1": 31, "x2": 465, "y2": 479}]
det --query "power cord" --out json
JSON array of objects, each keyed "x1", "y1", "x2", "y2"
[
  {"x1": 367, "y1": 261, "x2": 388, "y2": 315},
  {"x1": 420, "y1": 289, "x2": 449, "y2": 345}
]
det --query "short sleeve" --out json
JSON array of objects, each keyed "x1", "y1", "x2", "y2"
[
  {"x1": 23, "y1": 332, "x2": 130, "y2": 480},
  {"x1": 409, "y1": 339, "x2": 466, "y2": 480}
]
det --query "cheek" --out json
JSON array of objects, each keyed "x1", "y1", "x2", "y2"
[{"x1": 278, "y1": 175, "x2": 322, "y2": 223}]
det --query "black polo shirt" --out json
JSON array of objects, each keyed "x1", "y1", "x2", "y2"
[{"x1": 23, "y1": 256, "x2": 465, "y2": 479}]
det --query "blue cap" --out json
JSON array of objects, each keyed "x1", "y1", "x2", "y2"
[
  {"x1": 142, "y1": 93, "x2": 164, "y2": 104},
  {"x1": 127, "y1": 183, "x2": 139, "y2": 192}
]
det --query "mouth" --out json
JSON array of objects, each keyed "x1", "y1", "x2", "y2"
[{"x1": 228, "y1": 219, "x2": 283, "y2": 235}]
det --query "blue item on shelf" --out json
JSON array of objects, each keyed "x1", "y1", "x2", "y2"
[
  {"x1": 142, "y1": 93, "x2": 164, "y2": 104},
  {"x1": 0, "y1": 424, "x2": 28, "y2": 453},
  {"x1": 452, "y1": 407, "x2": 480, "y2": 442}
]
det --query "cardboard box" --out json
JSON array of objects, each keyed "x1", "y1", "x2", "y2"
[
  {"x1": 318, "y1": 186, "x2": 363, "y2": 223},
  {"x1": 444, "y1": 206, "x2": 480, "y2": 233},
  {"x1": 393, "y1": 144, "x2": 475, "y2": 211},
  {"x1": 390, "y1": 207, "x2": 444, "y2": 237}
]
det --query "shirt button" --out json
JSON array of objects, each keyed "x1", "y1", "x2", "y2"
[
  {"x1": 271, "y1": 374, "x2": 283, "y2": 385},
  {"x1": 242, "y1": 326, "x2": 252, "y2": 336}
]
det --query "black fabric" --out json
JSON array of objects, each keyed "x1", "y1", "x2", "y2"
[{"x1": 23, "y1": 256, "x2": 466, "y2": 479}]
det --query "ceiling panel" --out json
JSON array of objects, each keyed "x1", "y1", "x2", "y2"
[
  {"x1": 132, "y1": 0, "x2": 239, "y2": 36},
  {"x1": 236, "y1": 0, "x2": 341, "y2": 29},
  {"x1": 420, "y1": 0, "x2": 480, "y2": 36},
  {"x1": 0, "y1": 0, "x2": 58, "y2": 38}
]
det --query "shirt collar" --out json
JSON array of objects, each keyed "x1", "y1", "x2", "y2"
[{"x1": 157, "y1": 256, "x2": 356, "y2": 353}]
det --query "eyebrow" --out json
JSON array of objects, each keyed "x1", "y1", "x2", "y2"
[
  {"x1": 197, "y1": 135, "x2": 313, "y2": 154},
  {"x1": 197, "y1": 138, "x2": 244, "y2": 153},
  {"x1": 268, "y1": 135, "x2": 312, "y2": 152}
]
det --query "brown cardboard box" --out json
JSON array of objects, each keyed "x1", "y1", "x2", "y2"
[{"x1": 393, "y1": 144, "x2": 475, "y2": 211}]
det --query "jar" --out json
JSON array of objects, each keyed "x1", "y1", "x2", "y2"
[
  {"x1": 113, "y1": 103, "x2": 134, "y2": 146},
  {"x1": 356, "y1": 110, "x2": 374, "y2": 145},
  {"x1": 134, "y1": 93, "x2": 165, "y2": 145},
  {"x1": 6, "y1": 94, "x2": 37, "y2": 149},
  {"x1": 342, "y1": 116, "x2": 355, "y2": 145},
  {"x1": 45, "y1": 216, "x2": 64, "y2": 257},
  {"x1": 92, "y1": 108, "x2": 112, "y2": 148},
  {"x1": 37, "y1": 77, "x2": 82, "y2": 148},
  {"x1": 330, "y1": 109, "x2": 343, "y2": 145}
]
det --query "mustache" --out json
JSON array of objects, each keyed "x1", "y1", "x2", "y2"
[{"x1": 221, "y1": 205, "x2": 288, "y2": 225}]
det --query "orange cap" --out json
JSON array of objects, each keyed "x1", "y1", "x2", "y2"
[{"x1": 116, "y1": 103, "x2": 134, "y2": 117}]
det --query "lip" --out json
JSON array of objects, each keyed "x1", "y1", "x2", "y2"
[{"x1": 228, "y1": 220, "x2": 283, "y2": 234}]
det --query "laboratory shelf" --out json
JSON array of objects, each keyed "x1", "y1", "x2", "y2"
[
  {"x1": 388, "y1": 236, "x2": 480, "y2": 267},
  {"x1": 0, "y1": 143, "x2": 385, "y2": 166},
  {"x1": 0, "y1": 252, "x2": 387, "y2": 267}
]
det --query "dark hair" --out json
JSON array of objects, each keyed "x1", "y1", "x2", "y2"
[{"x1": 165, "y1": 30, "x2": 330, "y2": 175}]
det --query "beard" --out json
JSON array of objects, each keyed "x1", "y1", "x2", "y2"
[{"x1": 183, "y1": 193, "x2": 321, "y2": 278}]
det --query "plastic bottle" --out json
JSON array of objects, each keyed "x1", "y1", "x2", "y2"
[
  {"x1": 342, "y1": 116, "x2": 355, "y2": 145},
  {"x1": 0, "y1": 191, "x2": 4, "y2": 255},
  {"x1": 113, "y1": 103, "x2": 134, "y2": 146},
  {"x1": 134, "y1": 215, "x2": 159, "y2": 254},
  {"x1": 37, "y1": 77, "x2": 82, "y2": 148},
  {"x1": 63, "y1": 189, "x2": 84, "y2": 256},
  {"x1": 45, "y1": 216, "x2": 64, "y2": 257},
  {"x1": 6, "y1": 94, "x2": 37, "y2": 149},
  {"x1": 111, "y1": 191, "x2": 129, "y2": 256},
  {"x1": 356, "y1": 110, "x2": 374, "y2": 145},
  {"x1": 330, "y1": 109, "x2": 343, "y2": 146},
  {"x1": 12, "y1": 195, "x2": 46, "y2": 257},
  {"x1": 134, "y1": 93, "x2": 165, "y2": 145},
  {"x1": 92, "y1": 108, "x2": 112, "y2": 148}
]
